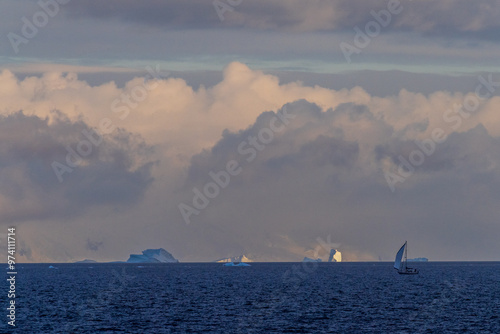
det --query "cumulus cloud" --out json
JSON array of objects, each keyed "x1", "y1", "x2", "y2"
[
  {"x1": 0, "y1": 110, "x2": 154, "y2": 223},
  {"x1": 177, "y1": 96, "x2": 500, "y2": 261},
  {"x1": 2, "y1": 63, "x2": 500, "y2": 261}
]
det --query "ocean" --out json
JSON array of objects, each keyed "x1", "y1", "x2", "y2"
[{"x1": 3, "y1": 262, "x2": 499, "y2": 333}]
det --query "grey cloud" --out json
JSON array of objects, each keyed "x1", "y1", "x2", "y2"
[
  {"x1": 62, "y1": 0, "x2": 500, "y2": 40},
  {"x1": 376, "y1": 124, "x2": 500, "y2": 175},
  {"x1": 0, "y1": 111, "x2": 155, "y2": 223},
  {"x1": 266, "y1": 135, "x2": 359, "y2": 171},
  {"x1": 86, "y1": 238, "x2": 103, "y2": 251},
  {"x1": 64, "y1": 0, "x2": 224, "y2": 28},
  {"x1": 332, "y1": 103, "x2": 374, "y2": 122},
  {"x1": 17, "y1": 240, "x2": 32, "y2": 261},
  {"x1": 179, "y1": 100, "x2": 500, "y2": 260},
  {"x1": 186, "y1": 100, "x2": 339, "y2": 185}
]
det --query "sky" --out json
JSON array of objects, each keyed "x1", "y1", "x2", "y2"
[{"x1": 1, "y1": 0, "x2": 500, "y2": 262}]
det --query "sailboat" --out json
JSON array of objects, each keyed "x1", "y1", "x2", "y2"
[{"x1": 394, "y1": 241, "x2": 419, "y2": 275}]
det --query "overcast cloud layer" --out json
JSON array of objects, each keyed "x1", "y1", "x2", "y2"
[
  {"x1": 2, "y1": 0, "x2": 500, "y2": 73},
  {"x1": 63, "y1": 0, "x2": 500, "y2": 37}
]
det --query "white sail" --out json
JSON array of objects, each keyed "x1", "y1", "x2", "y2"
[{"x1": 394, "y1": 242, "x2": 406, "y2": 270}]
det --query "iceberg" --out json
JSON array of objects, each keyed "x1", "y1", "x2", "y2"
[
  {"x1": 126, "y1": 248, "x2": 179, "y2": 263},
  {"x1": 223, "y1": 262, "x2": 251, "y2": 267},
  {"x1": 215, "y1": 255, "x2": 252, "y2": 263},
  {"x1": 408, "y1": 257, "x2": 428, "y2": 262},
  {"x1": 328, "y1": 249, "x2": 342, "y2": 262},
  {"x1": 302, "y1": 257, "x2": 322, "y2": 262},
  {"x1": 75, "y1": 259, "x2": 97, "y2": 264},
  {"x1": 48, "y1": 265, "x2": 58, "y2": 269}
]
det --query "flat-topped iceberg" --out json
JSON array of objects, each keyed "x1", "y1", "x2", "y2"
[
  {"x1": 223, "y1": 262, "x2": 251, "y2": 267},
  {"x1": 127, "y1": 248, "x2": 179, "y2": 263},
  {"x1": 75, "y1": 259, "x2": 97, "y2": 264}
]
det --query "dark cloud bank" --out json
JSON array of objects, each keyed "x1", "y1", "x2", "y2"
[
  {"x1": 64, "y1": 0, "x2": 500, "y2": 40},
  {"x1": 178, "y1": 100, "x2": 500, "y2": 260},
  {"x1": 0, "y1": 111, "x2": 154, "y2": 223}
]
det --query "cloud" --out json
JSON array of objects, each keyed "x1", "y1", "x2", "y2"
[
  {"x1": 86, "y1": 238, "x2": 103, "y2": 251},
  {"x1": 62, "y1": 0, "x2": 500, "y2": 39},
  {"x1": 0, "y1": 110, "x2": 154, "y2": 223},
  {"x1": 177, "y1": 96, "x2": 500, "y2": 261},
  {"x1": 3, "y1": 0, "x2": 499, "y2": 74},
  {"x1": 2, "y1": 63, "x2": 500, "y2": 261},
  {"x1": 185, "y1": 100, "x2": 362, "y2": 187}
]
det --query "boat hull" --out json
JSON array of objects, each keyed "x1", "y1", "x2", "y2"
[{"x1": 398, "y1": 268, "x2": 419, "y2": 275}]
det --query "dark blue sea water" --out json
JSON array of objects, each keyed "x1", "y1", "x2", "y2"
[{"x1": 3, "y1": 262, "x2": 500, "y2": 333}]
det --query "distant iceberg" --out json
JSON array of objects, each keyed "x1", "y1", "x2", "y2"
[
  {"x1": 75, "y1": 259, "x2": 97, "y2": 264},
  {"x1": 223, "y1": 262, "x2": 251, "y2": 267},
  {"x1": 48, "y1": 265, "x2": 58, "y2": 269},
  {"x1": 408, "y1": 257, "x2": 428, "y2": 262},
  {"x1": 303, "y1": 257, "x2": 322, "y2": 262},
  {"x1": 328, "y1": 249, "x2": 342, "y2": 262},
  {"x1": 215, "y1": 255, "x2": 252, "y2": 263},
  {"x1": 127, "y1": 248, "x2": 179, "y2": 263}
]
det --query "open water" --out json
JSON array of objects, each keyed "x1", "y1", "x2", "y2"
[{"x1": 2, "y1": 262, "x2": 499, "y2": 333}]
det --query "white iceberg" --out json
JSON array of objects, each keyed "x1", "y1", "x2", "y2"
[
  {"x1": 127, "y1": 248, "x2": 179, "y2": 263},
  {"x1": 215, "y1": 255, "x2": 252, "y2": 263},
  {"x1": 328, "y1": 249, "x2": 342, "y2": 262}
]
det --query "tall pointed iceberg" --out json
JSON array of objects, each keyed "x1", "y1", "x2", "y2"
[{"x1": 328, "y1": 249, "x2": 342, "y2": 262}]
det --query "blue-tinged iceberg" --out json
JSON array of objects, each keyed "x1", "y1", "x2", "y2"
[
  {"x1": 408, "y1": 257, "x2": 428, "y2": 262},
  {"x1": 127, "y1": 248, "x2": 179, "y2": 263},
  {"x1": 302, "y1": 257, "x2": 322, "y2": 262},
  {"x1": 75, "y1": 259, "x2": 97, "y2": 264},
  {"x1": 223, "y1": 262, "x2": 251, "y2": 267}
]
